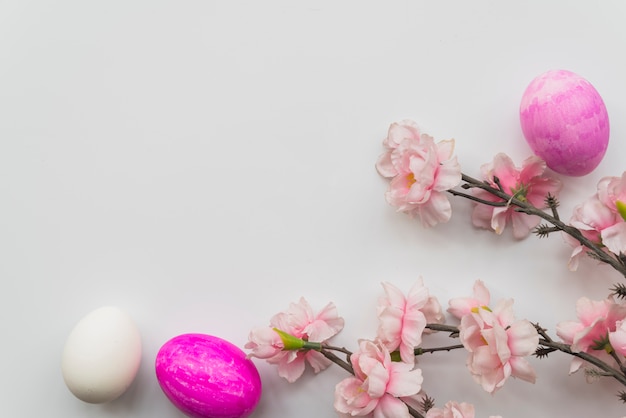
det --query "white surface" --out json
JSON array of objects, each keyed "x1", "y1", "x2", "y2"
[{"x1": 2, "y1": 1, "x2": 626, "y2": 417}]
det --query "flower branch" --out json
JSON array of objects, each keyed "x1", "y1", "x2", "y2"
[
  {"x1": 454, "y1": 172, "x2": 626, "y2": 279},
  {"x1": 537, "y1": 338, "x2": 626, "y2": 387}
]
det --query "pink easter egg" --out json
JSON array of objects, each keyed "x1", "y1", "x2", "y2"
[
  {"x1": 519, "y1": 69, "x2": 609, "y2": 176},
  {"x1": 155, "y1": 334, "x2": 262, "y2": 418}
]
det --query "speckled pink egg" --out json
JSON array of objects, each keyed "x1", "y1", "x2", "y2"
[
  {"x1": 519, "y1": 69, "x2": 609, "y2": 176},
  {"x1": 155, "y1": 334, "x2": 262, "y2": 418}
]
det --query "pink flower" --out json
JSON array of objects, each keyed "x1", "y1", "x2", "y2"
[
  {"x1": 425, "y1": 400, "x2": 502, "y2": 418},
  {"x1": 596, "y1": 173, "x2": 626, "y2": 255},
  {"x1": 556, "y1": 296, "x2": 626, "y2": 373},
  {"x1": 564, "y1": 195, "x2": 619, "y2": 270},
  {"x1": 334, "y1": 340, "x2": 423, "y2": 418},
  {"x1": 471, "y1": 153, "x2": 561, "y2": 238},
  {"x1": 245, "y1": 297, "x2": 344, "y2": 382},
  {"x1": 376, "y1": 120, "x2": 462, "y2": 227},
  {"x1": 452, "y1": 281, "x2": 538, "y2": 393},
  {"x1": 448, "y1": 280, "x2": 491, "y2": 320},
  {"x1": 376, "y1": 279, "x2": 444, "y2": 365}
]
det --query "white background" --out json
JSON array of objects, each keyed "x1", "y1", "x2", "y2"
[{"x1": 2, "y1": 1, "x2": 626, "y2": 417}]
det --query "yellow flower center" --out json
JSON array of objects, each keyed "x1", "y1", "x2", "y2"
[{"x1": 406, "y1": 172, "x2": 416, "y2": 187}]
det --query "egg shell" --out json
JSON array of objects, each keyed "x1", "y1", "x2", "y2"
[
  {"x1": 519, "y1": 69, "x2": 609, "y2": 176},
  {"x1": 155, "y1": 334, "x2": 261, "y2": 418},
  {"x1": 61, "y1": 306, "x2": 142, "y2": 403}
]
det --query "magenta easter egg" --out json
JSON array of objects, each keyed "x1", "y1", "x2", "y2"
[
  {"x1": 155, "y1": 334, "x2": 262, "y2": 418},
  {"x1": 519, "y1": 69, "x2": 609, "y2": 176}
]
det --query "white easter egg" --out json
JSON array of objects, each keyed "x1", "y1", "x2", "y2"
[{"x1": 61, "y1": 306, "x2": 142, "y2": 403}]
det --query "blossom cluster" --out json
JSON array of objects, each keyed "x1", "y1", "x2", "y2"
[
  {"x1": 246, "y1": 279, "x2": 539, "y2": 417},
  {"x1": 375, "y1": 120, "x2": 462, "y2": 227},
  {"x1": 375, "y1": 119, "x2": 561, "y2": 238}
]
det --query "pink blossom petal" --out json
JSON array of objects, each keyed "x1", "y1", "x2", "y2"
[
  {"x1": 525, "y1": 177, "x2": 562, "y2": 207},
  {"x1": 601, "y1": 222, "x2": 626, "y2": 255},
  {"x1": 471, "y1": 192, "x2": 500, "y2": 230},
  {"x1": 510, "y1": 212, "x2": 541, "y2": 239},
  {"x1": 448, "y1": 280, "x2": 490, "y2": 319},
  {"x1": 436, "y1": 139, "x2": 455, "y2": 161},
  {"x1": 556, "y1": 320, "x2": 584, "y2": 347},
  {"x1": 276, "y1": 354, "x2": 306, "y2": 383},
  {"x1": 519, "y1": 155, "x2": 547, "y2": 182},
  {"x1": 384, "y1": 120, "x2": 421, "y2": 148},
  {"x1": 487, "y1": 153, "x2": 518, "y2": 187},
  {"x1": 386, "y1": 366, "x2": 423, "y2": 397},
  {"x1": 381, "y1": 282, "x2": 407, "y2": 308},
  {"x1": 507, "y1": 321, "x2": 539, "y2": 357},
  {"x1": 399, "y1": 310, "x2": 427, "y2": 363},
  {"x1": 490, "y1": 207, "x2": 509, "y2": 235},
  {"x1": 417, "y1": 191, "x2": 452, "y2": 227},
  {"x1": 376, "y1": 151, "x2": 397, "y2": 178},
  {"x1": 422, "y1": 296, "x2": 445, "y2": 327},
  {"x1": 473, "y1": 280, "x2": 491, "y2": 306},
  {"x1": 569, "y1": 357, "x2": 584, "y2": 374},
  {"x1": 304, "y1": 350, "x2": 332, "y2": 373},
  {"x1": 245, "y1": 327, "x2": 283, "y2": 359},
  {"x1": 334, "y1": 377, "x2": 378, "y2": 415},
  {"x1": 508, "y1": 356, "x2": 537, "y2": 383},
  {"x1": 433, "y1": 158, "x2": 462, "y2": 192},
  {"x1": 366, "y1": 362, "x2": 390, "y2": 398},
  {"x1": 373, "y1": 395, "x2": 411, "y2": 418},
  {"x1": 305, "y1": 301, "x2": 344, "y2": 341},
  {"x1": 567, "y1": 245, "x2": 584, "y2": 271},
  {"x1": 493, "y1": 299, "x2": 516, "y2": 328}
]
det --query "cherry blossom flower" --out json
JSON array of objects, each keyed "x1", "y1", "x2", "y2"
[
  {"x1": 245, "y1": 297, "x2": 344, "y2": 382},
  {"x1": 556, "y1": 296, "x2": 626, "y2": 373},
  {"x1": 376, "y1": 279, "x2": 444, "y2": 365},
  {"x1": 564, "y1": 195, "x2": 619, "y2": 270},
  {"x1": 376, "y1": 120, "x2": 462, "y2": 227},
  {"x1": 334, "y1": 340, "x2": 423, "y2": 418},
  {"x1": 450, "y1": 281, "x2": 538, "y2": 393},
  {"x1": 459, "y1": 299, "x2": 538, "y2": 393},
  {"x1": 471, "y1": 153, "x2": 561, "y2": 238},
  {"x1": 425, "y1": 400, "x2": 502, "y2": 418}
]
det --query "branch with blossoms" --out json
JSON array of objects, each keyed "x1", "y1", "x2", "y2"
[{"x1": 245, "y1": 120, "x2": 626, "y2": 417}]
